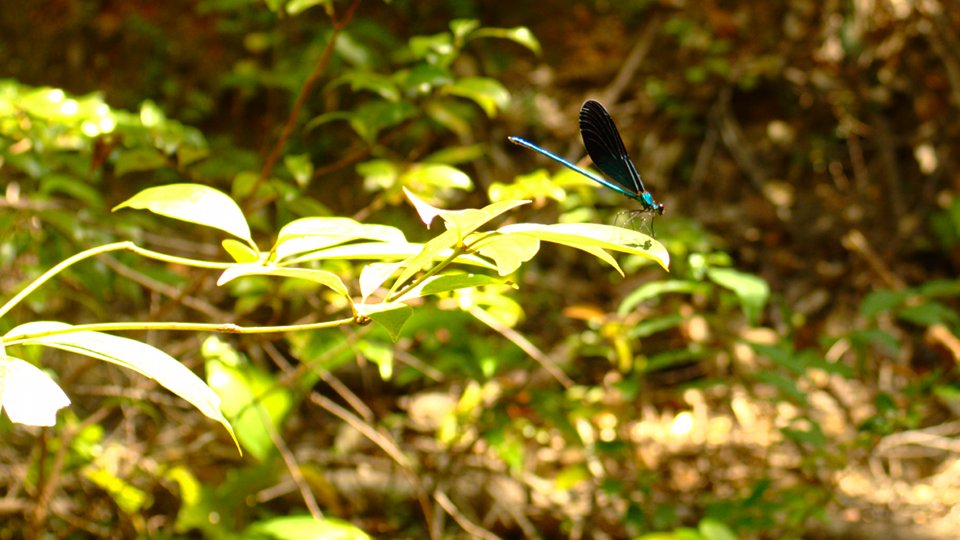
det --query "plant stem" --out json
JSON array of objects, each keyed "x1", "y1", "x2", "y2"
[{"x1": 2, "y1": 317, "x2": 359, "y2": 346}]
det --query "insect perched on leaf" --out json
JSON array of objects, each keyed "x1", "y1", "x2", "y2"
[{"x1": 509, "y1": 100, "x2": 663, "y2": 234}]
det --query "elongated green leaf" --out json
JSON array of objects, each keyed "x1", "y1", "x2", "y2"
[
  {"x1": 360, "y1": 262, "x2": 403, "y2": 300},
  {"x1": 203, "y1": 337, "x2": 292, "y2": 461},
  {"x1": 391, "y1": 228, "x2": 460, "y2": 294},
  {"x1": 250, "y1": 515, "x2": 371, "y2": 540},
  {"x1": 474, "y1": 234, "x2": 540, "y2": 276},
  {"x1": 5, "y1": 322, "x2": 236, "y2": 445},
  {"x1": 0, "y1": 355, "x2": 71, "y2": 427},
  {"x1": 619, "y1": 280, "x2": 709, "y2": 315},
  {"x1": 470, "y1": 26, "x2": 541, "y2": 55},
  {"x1": 498, "y1": 222, "x2": 670, "y2": 271},
  {"x1": 706, "y1": 267, "x2": 770, "y2": 324},
  {"x1": 404, "y1": 188, "x2": 531, "y2": 233},
  {"x1": 401, "y1": 164, "x2": 472, "y2": 191},
  {"x1": 113, "y1": 183, "x2": 253, "y2": 247},
  {"x1": 396, "y1": 272, "x2": 507, "y2": 302},
  {"x1": 275, "y1": 218, "x2": 406, "y2": 261},
  {"x1": 355, "y1": 302, "x2": 413, "y2": 342},
  {"x1": 329, "y1": 71, "x2": 400, "y2": 101},
  {"x1": 285, "y1": 0, "x2": 331, "y2": 15},
  {"x1": 222, "y1": 239, "x2": 261, "y2": 263},
  {"x1": 445, "y1": 77, "x2": 510, "y2": 117},
  {"x1": 351, "y1": 100, "x2": 417, "y2": 143},
  {"x1": 217, "y1": 264, "x2": 349, "y2": 298},
  {"x1": 283, "y1": 242, "x2": 496, "y2": 271}
]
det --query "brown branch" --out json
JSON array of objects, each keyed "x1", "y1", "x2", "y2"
[{"x1": 252, "y1": 0, "x2": 363, "y2": 200}]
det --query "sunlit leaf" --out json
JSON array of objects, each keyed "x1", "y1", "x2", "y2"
[
  {"x1": 401, "y1": 164, "x2": 472, "y2": 191},
  {"x1": 470, "y1": 26, "x2": 541, "y2": 55},
  {"x1": 390, "y1": 229, "x2": 460, "y2": 294},
  {"x1": 275, "y1": 217, "x2": 406, "y2": 261},
  {"x1": 217, "y1": 264, "x2": 349, "y2": 298},
  {"x1": 396, "y1": 273, "x2": 508, "y2": 302},
  {"x1": 113, "y1": 183, "x2": 254, "y2": 247},
  {"x1": 0, "y1": 355, "x2": 70, "y2": 427},
  {"x1": 284, "y1": 242, "x2": 496, "y2": 271},
  {"x1": 360, "y1": 262, "x2": 402, "y2": 300},
  {"x1": 285, "y1": 0, "x2": 330, "y2": 15},
  {"x1": 474, "y1": 234, "x2": 540, "y2": 276},
  {"x1": 250, "y1": 515, "x2": 371, "y2": 540},
  {"x1": 445, "y1": 77, "x2": 510, "y2": 117},
  {"x1": 204, "y1": 337, "x2": 293, "y2": 461},
  {"x1": 5, "y1": 322, "x2": 237, "y2": 446},
  {"x1": 498, "y1": 222, "x2": 670, "y2": 272},
  {"x1": 222, "y1": 239, "x2": 261, "y2": 264},
  {"x1": 356, "y1": 302, "x2": 413, "y2": 342}
]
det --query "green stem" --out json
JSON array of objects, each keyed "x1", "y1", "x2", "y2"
[
  {"x1": 2, "y1": 317, "x2": 358, "y2": 347},
  {"x1": 387, "y1": 246, "x2": 464, "y2": 302},
  {"x1": 0, "y1": 241, "x2": 238, "y2": 321}
]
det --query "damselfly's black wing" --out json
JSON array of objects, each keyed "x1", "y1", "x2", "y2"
[{"x1": 578, "y1": 100, "x2": 645, "y2": 195}]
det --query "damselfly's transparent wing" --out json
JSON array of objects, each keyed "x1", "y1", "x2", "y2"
[{"x1": 615, "y1": 209, "x2": 657, "y2": 243}]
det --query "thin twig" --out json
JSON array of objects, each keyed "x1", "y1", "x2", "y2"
[
  {"x1": 434, "y1": 489, "x2": 503, "y2": 540},
  {"x1": 467, "y1": 305, "x2": 574, "y2": 388},
  {"x1": 254, "y1": 0, "x2": 363, "y2": 194},
  {"x1": 600, "y1": 14, "x2": 662, "y2": 105}
]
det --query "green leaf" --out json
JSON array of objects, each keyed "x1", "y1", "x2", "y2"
[
  {"x1": 401, "y1": 164, "x2": 472, "y2": 191},
  {"x1": 330, "y1": 71, "x2": 400, "y2": 101},
  {"x1": 898, "y1": 300, "x2": 959, "y2": 327},
  {"x1": 706, "y1": 267, "x2": 770, "y2": 324},
  {"x1": 360, "y1": 262, "x2": 403, "y2": 299},
  {"x1": 217, "y1": 264, "x2": 349, "y2": 298},
  {"x1": 619, "y1": 280, "x2": 707, "y2": 315},
  {"x1": 470, "y1": 26, "x2": 541, "y2": 55},
  {"x1": 753, "y1": 371, "x2": 806, "y2": 404},
  {"x1": 283, "y1": 154, "x2": 313, "y2": 188},
  {"x1": 250, "y1": 515, "x2": 371, "y2": 540},
  {"x1": 698, "y1": 518, "x2": 737, "y2": 540},
  {"x1": 396, "y1": 273, "x2": 508, "y2": 302},
  {"x1": 113, "y1": 183, "x2": 254, "y2": 247},
  {"x1": 275, "y1": 217, "x2": 406, "y2": 262},
  {"x1": 85, "y1": 466, "x2": 150, "y2": 514},
  {"x1": 351, "y1": 100, "x2": 417, "y2": 143},
  {"x1": 284, "y1": 242, "x2": 497, "y2": 271},
  {"x1": 405, "y1": 189, "x2": 531, "y2": 233},
  {"x1": 391, "y1": 228, "x2": 460, "y2": 294},
  {"x1": 498, "y1": 222, "x2": 670, "y2": 273},
  {"x1": 449, "y1": 19, "x2": 481, "y2": 42},
  {"x1": 203, "y1": 337, "x2": 293, "y2": 461},
  {"x1": 0, "y1": 355, "x2": 71, "y2": 427},
  {"x1": 423, "y1": 144, "x2": 485, "y2": 165},
  {"x1": 439, "y1": 200, "x2": 532, "y2": 235},
  {"x1": 114, "y1": 148, "x2": 169, "y2": 176},
  {"x1": 445, "y1": 77, "x2": 510, "y2": 117},
  {"x1": 5, "y1": 322, "x2": 237, "y2": 447},
  {"x1": 474, "y1": 234, "x2": 540, "y2": 276},
  {"x1": 285, "y1": 0, "x2": 330, "y2": 15},
  {"x1": 222, "y1": 239, "x2": 261, "y2": 263},
  {"x1": 409, "y1": 33, "x2": 455, "y2": 65},
  {"x1": 402, "y1": 64, "x2": 454, "y2": 94},
  {"x1": 356, "y1": 302, "x2": 413, "y2": 342},
  {"x1": 860, "y1": 289, "x2": 907, "y2": 318}
]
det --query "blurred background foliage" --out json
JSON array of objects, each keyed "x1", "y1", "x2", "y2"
[{"x1": 2, "y1": 0, "x2": 960, "y2": 538}]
